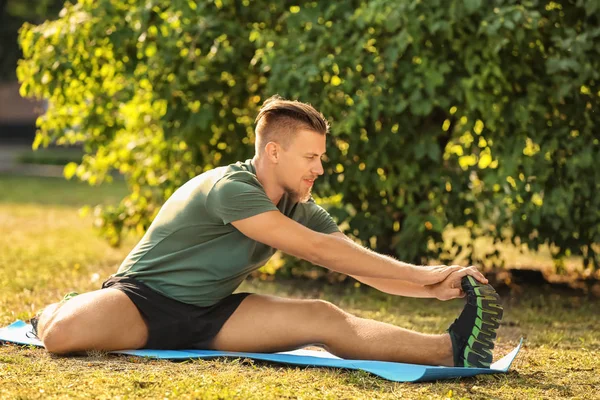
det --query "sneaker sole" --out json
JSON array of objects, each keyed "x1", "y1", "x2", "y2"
[{"x1": 462, "y1": 275, "x2": 503, "y2": 368}]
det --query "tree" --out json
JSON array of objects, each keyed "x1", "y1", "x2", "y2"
[{"x1": 18, "y1": 0, "x2": 600, "y2": 273}]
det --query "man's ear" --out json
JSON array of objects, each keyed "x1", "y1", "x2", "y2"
[{"x1": 265, "y1": 141, "x2": 280, "y2": 163}]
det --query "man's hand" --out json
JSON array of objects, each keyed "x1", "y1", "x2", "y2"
[
  {"x1": 425, "y1": 267, "x2": 486, "y2": 301},
  {"x1": 409, "y1": 264, "x2": 488, "y2": 287}
]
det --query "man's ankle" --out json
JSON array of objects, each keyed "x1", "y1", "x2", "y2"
[{"x1": 439, "y1": 333, "x2": 454, "y2": 367}]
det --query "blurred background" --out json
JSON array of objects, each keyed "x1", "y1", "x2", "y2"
[
  {"x1": 1, "y1": 0, "x2": 599, "y2": 294},
  {"x1": 1, "y1": 0, "x2": 58, "y2": 140},
  {"x1": 1, "y1": 0, "x2": 66, "y2": 177}
]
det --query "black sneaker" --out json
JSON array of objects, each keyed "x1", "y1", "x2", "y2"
[
  {"x1": 29, "y1": 314, "x2": 40, "y2": 339},
  {"x1": 447, "y1": 275, "x2": 503, "y2": 368}
]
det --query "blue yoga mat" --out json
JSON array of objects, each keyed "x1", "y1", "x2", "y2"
[{"x1": 0, "y1": 320, "x2": 522, "y2": 382}]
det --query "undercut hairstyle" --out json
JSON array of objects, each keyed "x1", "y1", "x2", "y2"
[{"x1": 254, "y1": 95, "x2": 330, "y2": 154}]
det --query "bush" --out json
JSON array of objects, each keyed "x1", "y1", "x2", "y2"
[{"x1": 18, "y1": 0, "x2": 600, "y2": 271}]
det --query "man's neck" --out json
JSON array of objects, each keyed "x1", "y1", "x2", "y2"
[{"x1": 251, "y1": 156, "x2": 284, "y2": 205}]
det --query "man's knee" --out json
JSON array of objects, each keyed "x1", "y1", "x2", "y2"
[
  {"x1": 35, "y1": 303, "x2": 60, "y2": 340},
  {"x1": 39, "y1": 304, "x2": 85, "y2": 354},
  {"x1": 305, "y1": 299, "x2": 355, "y2": 346},
  {"x1": 308, "y1": 299, "x2": 348, "y2": 321},
  {"x1": 38, "y1": 289, "x2": 148, "y2": 353},
  {"x1": 41, "y1": 316, "x2": 77, "y2": 354}
]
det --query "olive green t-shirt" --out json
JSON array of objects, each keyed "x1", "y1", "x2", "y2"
[{"x1": 114, "y1": 159, "x2": 339, "y2": 306}]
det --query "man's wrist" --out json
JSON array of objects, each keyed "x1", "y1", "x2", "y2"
[
  {"x1": 423, "y1": 283, "x2": 437, "y2": 299},
  {"x1": 400, "y1": 262, "x2": 423, "y2": 283}
]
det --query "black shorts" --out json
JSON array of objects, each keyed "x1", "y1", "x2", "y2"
[{"x1": 101, "y1": 276, "x2": 251, "y2": 350}]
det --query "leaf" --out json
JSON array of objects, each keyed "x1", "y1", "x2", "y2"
[
  {"x1": 464, "y1": 0, "x2": 482, "y2": 14},
  {"x1": 478, "y1": 153, "x2": 492, "y2": 169},
  {"x1": 64, "y1": 162, "x2": 78, "y2": 180}
]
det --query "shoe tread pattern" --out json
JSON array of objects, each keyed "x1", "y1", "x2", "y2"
[{"x1": 461, "y1": 276, "x2": 504, "y2": 368}]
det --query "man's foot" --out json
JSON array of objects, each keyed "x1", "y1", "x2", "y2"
[
  {"x1": 447, "y1": 276, "x2": 503, "y2": 368},
  {"x1": 30, "y1": 292, "x2": 79, "y2": 338}
]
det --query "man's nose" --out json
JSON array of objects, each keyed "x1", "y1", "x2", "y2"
[{"x1": 313, "y1": 160, "x2": 324, "y2": 176}]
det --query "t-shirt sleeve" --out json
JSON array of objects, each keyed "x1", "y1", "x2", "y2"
[
  {"x1": 205, "y1": 172, "x2": 279, "y2": 225},
  {"x1": 294, "y1": 199, "x2": 340, "y2": 234}
]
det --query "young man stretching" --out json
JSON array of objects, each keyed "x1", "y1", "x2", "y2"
[{"x1": 32, "y1": 96, "x2": 503, "y2": 368}]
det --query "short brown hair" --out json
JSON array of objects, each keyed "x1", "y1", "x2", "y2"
[{"x1": 254, "y1": 95, "x2": 330, "y2": 154}]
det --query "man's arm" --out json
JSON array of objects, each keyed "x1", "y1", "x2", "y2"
[
  {"x1": 329, "y1": 232, "x2": 436, "y2": 298},
  {"x1": 230, "y1": 210, "x2": 486, "y2": 286}
]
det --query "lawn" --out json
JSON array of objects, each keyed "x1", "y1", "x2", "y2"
[
  {"x1": 16, "y1": 146, "x2": 84, "y2": 166},
  {"x1": 0, "y1": 174, "x2": 598, "y2": 399}
]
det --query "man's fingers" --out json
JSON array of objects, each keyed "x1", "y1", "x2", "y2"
[
  {"x1": 426, "y1": 264, "x2": 487, "y2": 287},
  {"x1": 443, "y1": 265, "x2": 463, "y2": 279},
  {"x1": 452, "y1": 266, "x2": 488, "y2": 284},
  {"x1": 466, "y1": 265, "x2": 488, "y2": 284}
]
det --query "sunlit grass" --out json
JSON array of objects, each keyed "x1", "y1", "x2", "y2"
[
  {"x1": 0, "y1": 174, "x2": 128, "y2": 206},
  {"x1": 0, "y1": 175, "x2": 598, "y2": 399},
  {"x1": 441, "y1": 226, "x2": 592, "y2": 278},
  {"x1": 16, "y1": 147, "x2": 84, "y2": 166}
]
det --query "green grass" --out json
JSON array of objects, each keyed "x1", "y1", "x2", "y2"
[
  {"x1": 17, "y1": 147, "x2": 84, "y2": 166},
  {"x1": 0, "y1": 174, "x2": 128, "y2": 206},
  {"x1": 1, "y1": 175, "x2": 599, "y2": 399}
]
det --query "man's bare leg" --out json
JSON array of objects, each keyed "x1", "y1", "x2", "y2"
[
  {"x1": 210, "y1": 294, "x2": 454, "y2": 366},
  {"x1": 36, "y1": 289, "x2": 148, "y2": 354}
]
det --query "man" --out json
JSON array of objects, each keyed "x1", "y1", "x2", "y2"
[{"x1": 32, "y1": 95, "x2": 503, "y2": 368}]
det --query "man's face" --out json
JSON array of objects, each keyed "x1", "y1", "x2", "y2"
[{"x1": 276, "y1": 129, "x2": 326, "y2": 203}]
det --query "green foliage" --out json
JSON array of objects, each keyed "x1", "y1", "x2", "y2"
[{"x1": 18, "y1": 0, "x2": 600, "y2": 270}]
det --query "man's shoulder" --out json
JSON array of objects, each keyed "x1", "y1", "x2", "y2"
[
  {"x1": 211, "y1": 160, "x2": 261, "y2": 191},
  {"x1": 163, "y1": 160, "x2": 254, "y2": 204},
  {"x1": 184, "y1": 160, "x2": 256, "y2": 188},
  {"x1": 199, "y1": 160, "x2": 267, "y2": 206}
]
